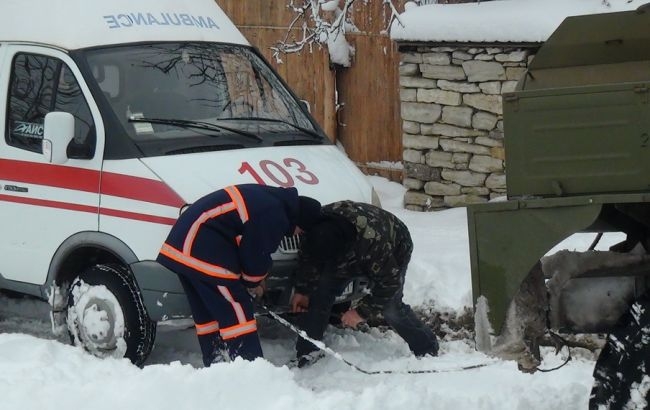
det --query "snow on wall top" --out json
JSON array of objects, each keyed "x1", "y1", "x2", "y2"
[
  {"x1": 390, "y1": 0, "x2": 650, "y2": 43},
  {"x1": 0, "y1": 0, "x2": 248, "y2": 50}
]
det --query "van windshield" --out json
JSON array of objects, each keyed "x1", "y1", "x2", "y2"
[{"x1": 82, "y1": 43, "x2": 324, "y2": 156}]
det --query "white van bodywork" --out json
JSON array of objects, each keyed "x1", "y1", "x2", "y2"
[
  {"x1": 1, "y1": 0, "x2": 249, "y2": 49},
  {"x1": 0, "y1": 0, "x2": 376, "y2": 364}
]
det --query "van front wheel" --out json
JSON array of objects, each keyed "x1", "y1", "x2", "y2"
[{"x1": 66, "y1": 264, "x2": 156, "y2": 367}]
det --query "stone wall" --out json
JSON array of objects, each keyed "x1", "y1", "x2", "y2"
[{"x1": 398, "y1": 44, "x2": 539, "y2": 211}]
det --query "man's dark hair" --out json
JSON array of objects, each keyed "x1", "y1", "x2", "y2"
[
  {"x1": 300, "y1": 216, "x2": 356, "y2": 264},
  {"x1": 296, "y1": 196, "x2": 322, "y2": 230}
]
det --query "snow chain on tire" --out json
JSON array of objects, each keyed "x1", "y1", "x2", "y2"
[{"x1": 67, "y1": 264, "x2": 156, "y2": 367}]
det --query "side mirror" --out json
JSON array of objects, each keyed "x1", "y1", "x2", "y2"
[{"x1": 42, "y1": 112, "x2": 75, "y2": 164}]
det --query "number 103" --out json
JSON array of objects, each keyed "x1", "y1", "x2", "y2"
[{"x1": 238, "y1": 158, "x2": 320, "y2": 187}]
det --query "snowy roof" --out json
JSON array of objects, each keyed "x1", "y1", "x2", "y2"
[
  {"x1": 0, "y1": 0, "x2": 248, "y2": 50},
  {"x1": 390, "y1": 0, "x2": 650, "y2": 44}
]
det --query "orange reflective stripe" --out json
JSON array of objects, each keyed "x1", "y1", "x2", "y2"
[
  {"x1": 224, "y1": 185, "x2": 249, "y2": 224},
  {"x1": 195, "y1": 321, "x2": 219, "y2": 336},
  {"x1": 220, "y1": 319, "x2": 257, "y2": 340},
  {"x1": 160, "y1": 243, "x2": 240, "y2": 280},
  {"x1": 241, "y1": 272, "x2": 267, "y2": 283},
  {"x1": 217, "y1": 285, "x2": 247, "y2": 324},
  {"x1": 183, "y1": 202, "x2": 237, "y2": 254}
]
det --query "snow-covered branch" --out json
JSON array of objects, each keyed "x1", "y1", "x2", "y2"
[
  {"x1": 272, "y1": 0, "x2": 404, "y2": 66},
  {"x1": 384, "y1": 0, "x2": 405, "y2": 33}
]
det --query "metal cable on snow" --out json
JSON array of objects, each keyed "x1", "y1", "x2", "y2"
[{"x1": 258, "y1": 304, "x2": 499, "y2": 375}]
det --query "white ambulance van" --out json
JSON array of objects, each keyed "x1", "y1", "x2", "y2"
[{"x1": 0, "y1": 0, "x2": 379, "y2": 365}]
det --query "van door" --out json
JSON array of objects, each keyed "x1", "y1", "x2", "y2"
[{"x1": 0, "y1": 45, "x2": 104, "y2": 286}]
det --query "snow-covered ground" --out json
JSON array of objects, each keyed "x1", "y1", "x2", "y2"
[{"x1": 0, "y1": 176, "x2": 624, "y2": 410}]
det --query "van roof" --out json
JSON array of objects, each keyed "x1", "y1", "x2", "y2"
[{"x1": 0, "y1": 0, "x2": 249, "y2": 50}]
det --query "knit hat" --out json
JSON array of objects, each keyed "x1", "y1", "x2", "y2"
[
  {"x1": 300, "y1": 216, "x2": 356, "y2": 264},
  {"x1": 296, "y1": 196, "x2": 322, "y2": 230}
]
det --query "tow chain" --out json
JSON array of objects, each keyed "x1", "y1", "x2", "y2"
[
  {"x1": 535, "y1": 331, "x2": 573, "y2": 373},
  {"x1": 258, "y1": 304, "x2": 499, "y2": 375}
]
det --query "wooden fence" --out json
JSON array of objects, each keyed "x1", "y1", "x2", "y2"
[{"x1": 216, "y1": 0, "x2": 404, "y2": 181}]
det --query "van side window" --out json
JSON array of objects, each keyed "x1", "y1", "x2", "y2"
[
  {"x1": 6, "y1": 53, "x2": 96, "y2": 159},
  {"x1": 6, "y1": 54, "x2": 56, "y2": 153}
]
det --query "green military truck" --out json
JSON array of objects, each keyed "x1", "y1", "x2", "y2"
[{"x1": 467, "y1": 5, "x2": 650, "y2": 407}]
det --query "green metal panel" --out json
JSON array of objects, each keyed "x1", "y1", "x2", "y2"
[
  {"x1": 505, "y1": 82, "x2": 650, "y2": 198},
  {"x1": 529, "y1": 6, "x2": 650, "y2": 71},
  {"x1": 469, "y1": 6, "x2": 650, "y2": 337},
  {"x1": 505, "y1": 7, "x2": 650, "y2": 201},
  {"x1": 468, "y1": 200, "x2": 601, "y2": 333},
  {"x1": 468, "y1": 193, "x2": 650, "y2": 333}
]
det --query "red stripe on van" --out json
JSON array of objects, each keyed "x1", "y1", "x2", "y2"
[
  {"x1": 0, "y1": 193, "x2": 98, "y2": 214},
  {"x1": 0, "y1": 159, "x2": 185, "y2": 207},
  {"x1": 0, "y1": 159, "x2": 99, "y2": 192},
  {"x1": 0, "y1": 194, "x2": 177, "y2": 225},
  {"x1": 99, "y1": 207, "x2": 177, "y2": 225},
  {"x1": 101, "y1": 172, "x2": 185, "y2": 208}
]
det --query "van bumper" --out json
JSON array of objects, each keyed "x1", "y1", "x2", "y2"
[{"x1": 130, "y1": 260, "x2": 192, "y2": 322}]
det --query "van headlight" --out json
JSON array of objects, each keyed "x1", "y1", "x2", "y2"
[{"x1": 371, "y1": 188, "x2": 382, "y2": 208}]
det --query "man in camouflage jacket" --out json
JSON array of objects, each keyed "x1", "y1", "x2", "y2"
[{"x1": 291, "y1": 201, "x2": 439, "y2": 366}]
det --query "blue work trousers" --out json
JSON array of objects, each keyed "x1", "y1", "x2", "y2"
[{"x1": 179, "y1": 276, "x2": 262, "y2": 366}]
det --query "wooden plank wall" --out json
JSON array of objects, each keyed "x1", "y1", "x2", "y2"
[
  {"x1": 216, "y1": 0, "x2": 404, "y2": 181},
  {"x1": 339, "y1": 1, "x2": 404, "y2": 180}
]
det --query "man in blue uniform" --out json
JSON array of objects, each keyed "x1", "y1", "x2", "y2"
[{"x1": 157, "y1": 184, "x2": 321, "y2": 366}]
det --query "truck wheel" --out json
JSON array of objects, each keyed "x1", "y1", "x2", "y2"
[
  {"x1": 67, "y1": 264, "x2": 156, "y2": 367},
  {"x1": 590, "y1": 293, "x2": 650, "y2": 408}
]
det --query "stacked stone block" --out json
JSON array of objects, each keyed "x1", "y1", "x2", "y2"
[{"x1": 399, "y1": 45, "x2": 537, "y2": 211}]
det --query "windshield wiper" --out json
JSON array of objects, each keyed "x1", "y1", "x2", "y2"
[
  {"x1": 222, "y1": 117, "x2": 324, "y2": 141},
  {"x1": 128, "y1": 117, "x2": 263, "y2": 142}
]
